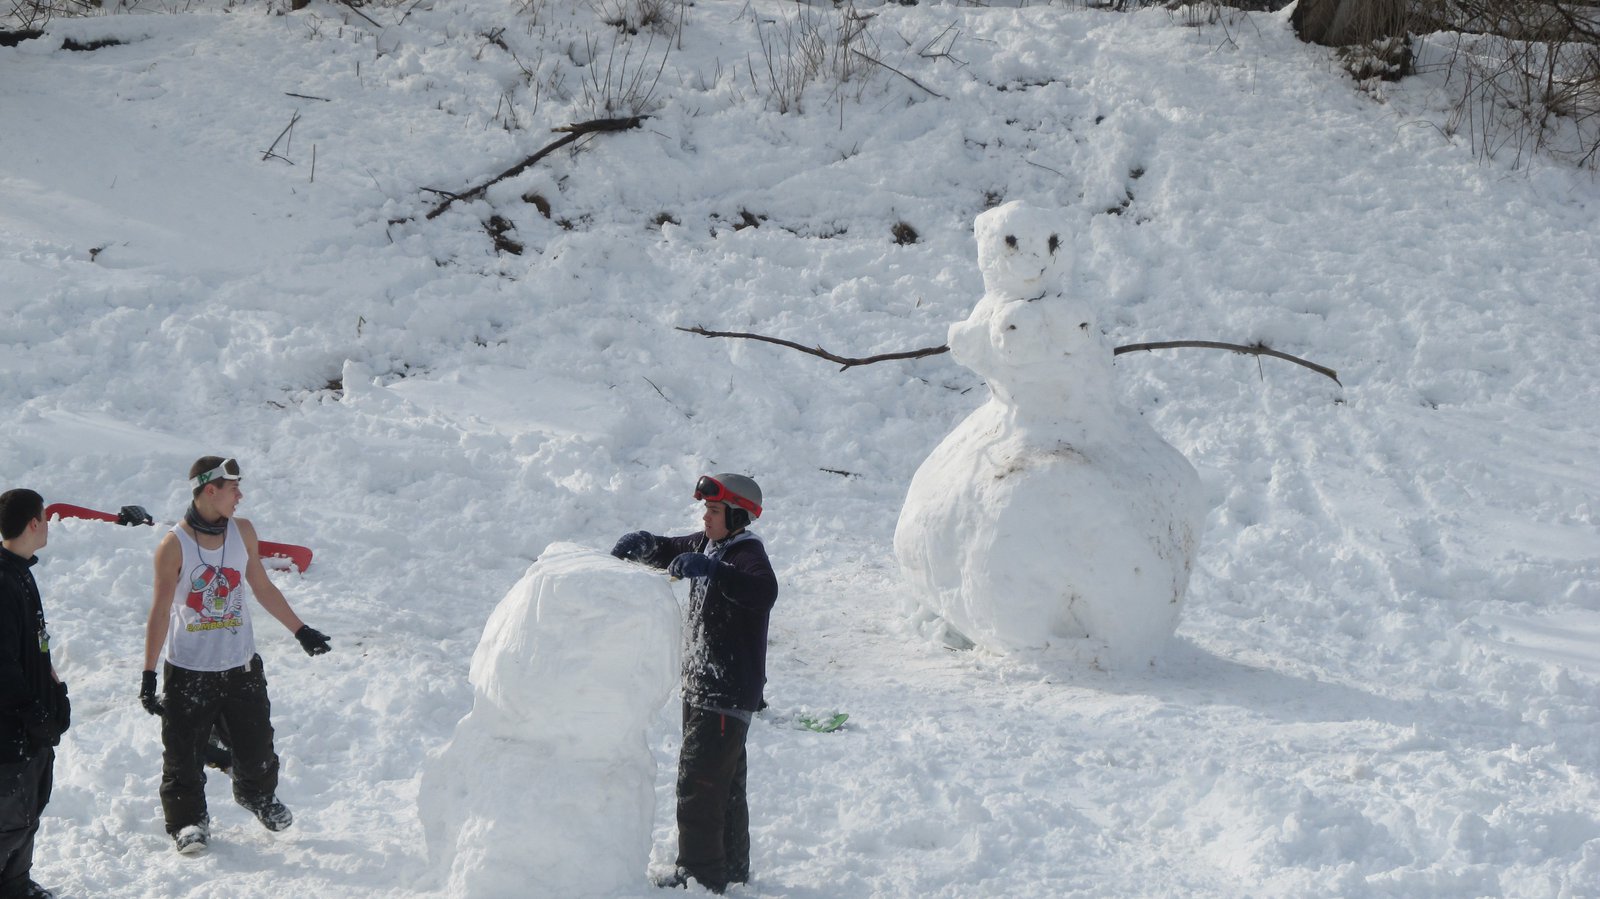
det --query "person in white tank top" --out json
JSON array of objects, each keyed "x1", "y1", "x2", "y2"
[{"x1": 137, "y1": 456, "x2": 333, "y2": 855}]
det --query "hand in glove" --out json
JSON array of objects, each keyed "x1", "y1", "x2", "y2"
[
  {"x1": 667, "y1": 552, "x2": 717, "y2": 580},
  {"x1": 140, "y1": 670, "x2": 164, "y2": 716},
  {"x1": 295, "y1": 624, "x2": 332, "y2": 656},
  {"x1": 611, "y1": 530, "x2": 658, "y2": 561},
  {"x1": 54, "y1": 681, "x2": 70, "y2": 735},
  {"x1": 118, "y1": 505, "x2": 155, "y2": 526}
]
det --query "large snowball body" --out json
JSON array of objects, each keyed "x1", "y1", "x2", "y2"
[
  {"x1": 894, "y1": 202, "x2": 1205, "y2": 666},
  {"x1": 419, "y1": 542, "x2": 680, "y2": 898}
]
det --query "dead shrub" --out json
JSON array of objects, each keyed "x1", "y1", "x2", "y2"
[
  {"x1": 748, "y1": 0, "x2": 880, "y2": 115},
  {"x1": 1293, "y1": 0, "x2": 1600, "y2": 169}
]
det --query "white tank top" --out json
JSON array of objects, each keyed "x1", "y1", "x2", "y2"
[{"x1": 165, "y1": 521, "x2": 257, "y2": 671}]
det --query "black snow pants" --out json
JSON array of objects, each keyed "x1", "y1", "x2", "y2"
[
  {"x1": 0, "y1": 748, "x2": 52, "y2": 893},
  {"x1": 160, "y1": 656, "x2": 279, "y2": 835},
  {"x1": 675, "y1": 703, "x2": 751, "y2": 893}
]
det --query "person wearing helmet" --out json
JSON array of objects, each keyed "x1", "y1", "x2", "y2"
[{"x1": 611, "y1": 473, "x2": 778, "y2": 895}]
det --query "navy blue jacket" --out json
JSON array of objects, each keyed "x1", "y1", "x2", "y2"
[
  {"x1": 642, "y1": 532, "x2": 778, "y2": 712},
  {"x1": 0, "y1": 548, "x2": 67, "y2": 763}
]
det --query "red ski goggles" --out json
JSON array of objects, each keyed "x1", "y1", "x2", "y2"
[{"x1": 694, "y1": 475, "x2": 761, "y2": 517}]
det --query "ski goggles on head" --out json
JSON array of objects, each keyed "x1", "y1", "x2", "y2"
[
  {"x1": 190, "y1": 458, "x2": 242, "y2": 489},
  {"x1": 694, "y1": 475, "x2": 761, "y2": 517}
]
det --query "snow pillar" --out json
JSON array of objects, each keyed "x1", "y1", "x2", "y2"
[{"x1": 420, "y1": 542, "x2": 680, "y2": 897}]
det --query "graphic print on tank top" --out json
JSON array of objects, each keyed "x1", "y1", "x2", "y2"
[{"x1": 185, "y1": 554, "x2": 244, "y2": 631}]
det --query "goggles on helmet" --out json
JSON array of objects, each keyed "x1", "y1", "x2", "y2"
[
  {"x1": 190, "y1": 458, "x2": 242, "y2": 489},
  {"x1": 694, "y1": 475, "x2": 761, "y2": 517}
]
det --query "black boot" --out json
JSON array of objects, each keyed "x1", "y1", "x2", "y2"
[
  {"x1": 652, "y1": 867, "x2": 725, "y2": 894},
  {"x1": 0, "y1": 879, "x2": 56, "y2": 899}
]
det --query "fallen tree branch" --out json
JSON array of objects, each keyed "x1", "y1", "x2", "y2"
[
  {"x1": 421, "y1": 116, "x2": 647, "y2": 221},
  {"x1": 678, "y1": 326, "x2": 1340, "y2": 384},
  {"x1": 338, "y1": 0, "x2": 383, "y2": 29}
]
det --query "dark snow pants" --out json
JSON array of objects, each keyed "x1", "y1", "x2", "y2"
[
  {"x1": 160, "y1": 656, "x2": 279, "y2": 835},
  {"x1": 675, "y1": 703, "x2": 751, "y2": 892},
  {"x1": 0, "y1": 748, "x2": 52, "y2": 893}
]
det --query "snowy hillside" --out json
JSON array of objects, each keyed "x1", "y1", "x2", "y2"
[{"x1": 2, "y1": 0, "x2": 1598, "y2": 895}]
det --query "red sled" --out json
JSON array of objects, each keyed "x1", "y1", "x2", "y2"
[
  {"x1": 46, "y1": 503, "x2": 314, "y2": 573},
  {"x1": 44, "y1": 503, "x2": 119, "y2": 523},
  {"x1": 259, "y1": 541, "x2": 313, "y2": 573}
]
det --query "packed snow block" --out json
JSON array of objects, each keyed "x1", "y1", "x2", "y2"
[
  {"x1": 895, "y1": 201, "x2": 1206, "y2": 667},
  {"x1": 419, "y1": 542, "x2": 680, "y2": 898}
]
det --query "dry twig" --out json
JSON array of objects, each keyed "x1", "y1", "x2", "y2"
[
  {"x1": 1115, "y1": 340, "x2": 1340, "y2": 385},
  {"x1": 676, "y1": 326, "x2": 951, "y2": 370},
  {"x1": 850, "y1": 48, "x2": 944, "y2": 98},
  {"x1": 262, "y1": 112, "x2": 301, "y2": 163}
]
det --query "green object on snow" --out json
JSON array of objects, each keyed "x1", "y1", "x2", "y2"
[{"x1": 798, "y1": 712, "x2": 848, "y2": 733}]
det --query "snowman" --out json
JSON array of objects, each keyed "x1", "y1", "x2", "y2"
[{"x1": 893, "y1": 201, "x2": 1205, "y2": 667}]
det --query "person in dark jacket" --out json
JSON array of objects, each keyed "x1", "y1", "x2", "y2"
[
  {"x1": 612, "y1": 473, "x2": 778, "y2": 895},
  {"x1": 0, "y1": 489, "x2": 69, "y2": 899}
]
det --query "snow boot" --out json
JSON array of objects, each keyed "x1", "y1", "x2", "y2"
[
  {"x1": 652, "y1": 868, "x2": 690, "y2": 890},
  {"x1": 239, "y1": 795, "x2": 293, "y2": 832},
  {"x1": 174, "y1": 820, "x2": 209, "y2": 855},
  {"x1": 652, "y1": 867, "x2": 725, "y2": 894},
  {"x1": 0, "y1": 878, "x2": 56, "y2": 898}
]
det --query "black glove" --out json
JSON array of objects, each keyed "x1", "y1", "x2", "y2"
[
  {"x1": 140, "y1": 670, "x2": 164, "y2": 716},
  {"x1": 118, "y1": 505, "x2": 154, "y2": 526},
  {"x1": 611, "y1": 530, "x2": 658, "y2": 561},
  {"x1": 54, "y1": 681, "x2": 70, "y2": 735},
  {"x1": 667, "y1": 552, "x2": 717, "y2": 580},
  {"x1": 295, "y1": 624, "x2": 332, "y2": 656}
]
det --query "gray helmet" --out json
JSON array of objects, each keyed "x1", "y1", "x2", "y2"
[{"x1": 696, "y1": 473, "x2": 763, "y2": 530}]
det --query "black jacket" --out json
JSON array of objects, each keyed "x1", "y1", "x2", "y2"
[
  {"x1": 0, "y1": 548, "x2": 68, "y2": 763},
  {"x1": 643, "y1": 532, "x2": 778, "y2": 712}
]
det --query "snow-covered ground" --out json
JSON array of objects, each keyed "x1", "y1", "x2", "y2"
[{"x1": 2, "y1": 0, "x2": 1598, "y2": 895}]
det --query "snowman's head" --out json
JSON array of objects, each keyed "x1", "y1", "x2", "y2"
[
  {"x1": 951, "y1": 201, "x2": 1113, "y2": 407},
  {"x1": 974, "y1": 201, "x2": 1072, "y2": 299}
]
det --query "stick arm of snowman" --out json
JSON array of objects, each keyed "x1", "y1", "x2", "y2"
[
  {"x1": 674, "y1": 326, "x2": 954, "y2": 371},
  {"x1": 676, "y1": 326, "x2": 1340, "y2": 386},
  {"x1": 1114, "y1": 339, "x2": 1340, "y2": 385}
]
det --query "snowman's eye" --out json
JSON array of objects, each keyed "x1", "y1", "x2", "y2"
[
  {"x1": 1005, "y1": 235, "x2": 1017, "y2": 249},
  {"x1": 1049, "y1": 234, "x2": 1060, "y2": 254}
]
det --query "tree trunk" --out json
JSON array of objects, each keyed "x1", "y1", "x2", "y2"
[{"x1": 1292, "y1": 0, "x2": 1410, "y2": 46}]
